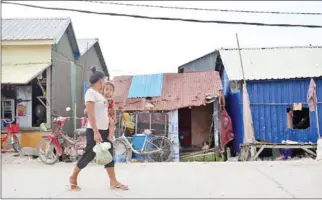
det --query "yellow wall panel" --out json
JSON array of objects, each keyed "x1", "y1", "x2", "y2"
[{"x1": 2, "y1": 45, "x2": 51, "y2": 65}]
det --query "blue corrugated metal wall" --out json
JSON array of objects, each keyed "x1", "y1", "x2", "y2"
[
  {"x1": 247, "y1": 78, "x2": 322, "y2": 143},
  {"x1": 222, "y1": 70, "x2": 243, "y2": 153},
  {"x1": 128, "y1": 74, "x2": 164, "y2": 98},
  {"x1": 225, "y1": 76, "x2": 322, "y2": 153}
]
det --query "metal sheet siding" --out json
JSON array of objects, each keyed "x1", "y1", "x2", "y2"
[
  {"x1": 247, "y1": 78, "x2": 322, "y2": 143},
  {"x1": 51, "y1": 33, "x2": 75, "y2": 134},
  {"x1": 128, "y1": 74, "x2": 163, "y2": 98},
  {"x1": 77, "y1": 44, "x2": 105, "y2": 118},
  {"x1": 77, "y1": 39, "x2": 97, "y2": 55},
  {"x1": 2, "y1": 18, "x2": 70, "y2": 41},
  {"x1": 219, "y1": 46, "x2": 322, "y2": 80},
  {"x1": 179, "y1": 51, "x2": 218, "y2": 73},
  {"x1": 222, "y1": 69, "x2": 244, "y2": 153}
]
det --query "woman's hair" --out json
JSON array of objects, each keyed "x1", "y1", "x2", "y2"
[
  {"x1": 104, "y1": 81, "x2": 115, "y2": 91},
  {"x1": 89, "y1": 66, "x2": 105, "y2": 84}
]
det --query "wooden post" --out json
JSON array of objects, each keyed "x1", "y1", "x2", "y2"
[
  {"x1": 71, "y1": 62, "x2": 77, "y2": 132},
  {"x1": 235, "y1": 33, "x2": 246, "y2": 85},
  {"x1": 46, "y1": 66, "x2": 52, "y2": 129}
]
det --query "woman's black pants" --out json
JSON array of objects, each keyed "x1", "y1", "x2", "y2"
[{"x1": 76, "y1": 128, "x2": 114, "y2": 169}]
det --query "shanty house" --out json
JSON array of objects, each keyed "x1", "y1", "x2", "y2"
[
  {"x1": 112, "y1": 71, "x2": 223, "y2": 161},
  {"x1": 1, "y1": 18, "x2": 108, "y2": 148},
  {"x1": 219, "y1": 46, "x2": 322, "y2": 153}
]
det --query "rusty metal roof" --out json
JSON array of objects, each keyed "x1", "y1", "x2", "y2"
[{"x1": 112, "y1": 71, "x2": 222, "y2": 111}]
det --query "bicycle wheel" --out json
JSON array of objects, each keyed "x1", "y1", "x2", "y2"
[
  {"x1": 113, "y1": 138, "x2": 132, "y2": 163},
  {"x1": 11, "y1": 135, "x2": 21, "y2": 153},
  {"x1": 145, "y1": 136, "x2": 173, "y2": 162},
  {"x1": 37, "y1": 139, "x2": 59, "y2": 165}
]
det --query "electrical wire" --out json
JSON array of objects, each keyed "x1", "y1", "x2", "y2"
[
  {"x1": 3, "y1": 1, "x2": 322, "y2": 28},
  {"x1": 87, "y1": 1, "x2": 322, "y2": 16},
  {"x1": 52, "y1": 49, "x2": 134, "y2": 75}
]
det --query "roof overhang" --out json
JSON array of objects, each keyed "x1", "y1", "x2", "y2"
[
  {"x1": 2, "y1": 63, "x2": 51, "y2": 84},
  {"x1": 1, "y1": 39, "x2": 55, "y2": 46}
]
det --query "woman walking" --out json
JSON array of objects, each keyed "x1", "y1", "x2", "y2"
[{"x1": 69, "y1": 67, "x2": 128, "y2": 191}]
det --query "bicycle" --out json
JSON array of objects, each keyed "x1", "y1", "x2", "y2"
[
  {"x1": 113, "y1": 113, "x2": 174, "y2": 162},
  {"x1": 37, "y1": 108, "x2": 87, "y2": 165},
  {"x1": 1, "y1": 118, "x2": 21, "y2": 153}
]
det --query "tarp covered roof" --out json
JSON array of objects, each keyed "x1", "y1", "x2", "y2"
[{"x1": 112, "y1": 71, "x2": 222, "y2": 111}]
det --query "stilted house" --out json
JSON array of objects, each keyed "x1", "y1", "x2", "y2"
[{"x1": 219, "y1": 46, "x2": 322, "y2": 154}]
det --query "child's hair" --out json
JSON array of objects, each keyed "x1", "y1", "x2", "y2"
[{"x1": 104, "y1": 81, "x2": 115, "y2": 91}]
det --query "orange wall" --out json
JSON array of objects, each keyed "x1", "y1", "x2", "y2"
[{"x1": 20, "y1": 131, "x2": 47, "y2": 148}]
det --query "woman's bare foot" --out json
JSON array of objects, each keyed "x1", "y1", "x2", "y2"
[
  {"x1": 69, "y1": 176, "x2": 81, "y2": 191},
  {"x1": 110, "y1": 181, "x2": 129, "y2": 190}
]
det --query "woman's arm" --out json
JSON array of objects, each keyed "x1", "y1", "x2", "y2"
[{"x1": 86, "y1": 102, "x2": 102, "y2": 142}]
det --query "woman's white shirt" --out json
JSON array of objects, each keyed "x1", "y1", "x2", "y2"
[{"x1": 84, "y1": 88, "x2": 109, "y2": 130}]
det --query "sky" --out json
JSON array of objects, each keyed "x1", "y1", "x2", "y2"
[{"x1": 2, "y1": 1, "x2": 322, "y2": 78}]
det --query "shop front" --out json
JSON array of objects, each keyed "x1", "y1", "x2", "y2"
[{"x1": 1, "y1": 63, "x2": 52, "y2": 149}]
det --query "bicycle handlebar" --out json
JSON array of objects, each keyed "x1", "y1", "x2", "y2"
[
  {"x1": 2, "y1": 118, "x2": 15, "y2": 124},
  {"x1": 1, "y1": 116, "x2": 19, "y2": 124},
  {"x1": 52, "y1": 116, "x2": 85, "y2": 122}
]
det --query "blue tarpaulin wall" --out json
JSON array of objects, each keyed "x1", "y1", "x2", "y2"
[
  {"x1": 83, "y1": 82, "x2": 90, "y2": 97},
  {"x1": 128, "y1": 74, "x2": 164, "y2": 98}
]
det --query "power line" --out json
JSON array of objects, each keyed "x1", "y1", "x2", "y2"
[
  {"x1": 3, "y1": 1, "x2": 322, "y2": 29},
  {"x1": 52, "y1": 49, "x2": 134, "y2": 75},
  {"x1": 87, "y1": 1, "x2": 322, "y2": 16}
]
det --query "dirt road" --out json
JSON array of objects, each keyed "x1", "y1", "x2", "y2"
[{"x1": 2, "y1": 154, "x2": 322, "y2": 198}]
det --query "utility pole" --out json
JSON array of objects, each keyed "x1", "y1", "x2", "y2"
[{"x1": 70, "y1": 62, "x2": 77, "y2": 132}]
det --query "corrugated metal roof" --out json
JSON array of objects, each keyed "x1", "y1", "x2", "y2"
[
  {"x1": 2, "y1": 18, "x2": 71, "y2": 42},
  {"x1": 219, "y1": 46, "x2": 322, "y2": 81},
  {"x1": 178, "y1": 51, "x2": 219, "y2": 72},
  {"x1": 76, "y1": 38, "x2": 108, "y2": 76},
  {"x1": 128, "y1": 74, "x2": 163, "y2": 98},
  {"x1": 77, "y1": 38, "x2": 98, "y2": 55},
  {"x1": 2, "y1": 63, "x2": 51, "y2": 84},
  {"x1": 112, "y1": 71, "x2": 222, "y2": 111}
]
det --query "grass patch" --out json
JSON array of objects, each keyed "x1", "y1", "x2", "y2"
[{"x1": 180, "y1": 154, "x2": 223, "y2": 162}]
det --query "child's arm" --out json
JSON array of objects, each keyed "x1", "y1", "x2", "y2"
[{"x1": 109, "y1": 117, "x2": 115, "y2": 141}]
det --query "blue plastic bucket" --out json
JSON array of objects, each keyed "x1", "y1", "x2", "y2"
[{"x1": 132, "y1": 134, "x2": 152, "y2": 160}]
